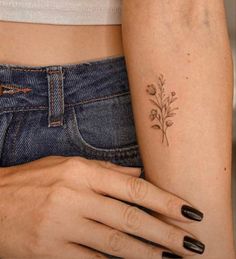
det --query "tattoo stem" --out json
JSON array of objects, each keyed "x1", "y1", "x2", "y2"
[{"x1": 146, "y1": 74, "x2": 178, "y2": 147}]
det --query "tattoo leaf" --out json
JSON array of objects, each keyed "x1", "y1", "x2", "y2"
[
  {"x1": 169, "y1": 107, "x2": 179, "y2": 113},
  {"x1": 167, "y1": 112, "x2": 176, "y2": 117},
  {"x1": 170, "y1": 97, "x2": 178, "y2": 103},
  {"x1": 149, "y1": 99, "x2": 161, "y2": 110},
  {"x1": 151, "y1": 124, "x2": 161, "y2": 130},
  {"x1": 163, "y1": 96, "x2": 169, "y2": 105}
]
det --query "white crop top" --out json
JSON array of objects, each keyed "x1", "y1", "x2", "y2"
[{"x1": 0, "y1": 0, "x2": 122, "y2": 25}]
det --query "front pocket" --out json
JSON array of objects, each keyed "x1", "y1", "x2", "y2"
[{"x1": 67, "y1": 92, "x2": 140, "y2": 158}]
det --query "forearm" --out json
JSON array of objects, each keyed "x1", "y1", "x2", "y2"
[{"x1": 122, "y1": 1, "x2": 235, "y2": 258}]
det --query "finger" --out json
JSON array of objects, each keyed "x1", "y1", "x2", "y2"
[
  {"x1": 60, "y1": 241, "x2": 109, "y2": 259},
  {"x1": 88, "y1": 166, "x2": 203, "y2": 223},
  {"x1": 93, "y1": 159, "x2": 142, "y2": 177},
  {"x1": 83, "y1": 193, "x2": 200, "y2": 257},
  {"x1": 67, "y1": 217, "x2": 163, "y2": 259}
]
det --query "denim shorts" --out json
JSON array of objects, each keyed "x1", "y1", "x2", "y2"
[{"x1": 0, "y1": 55, "x2": 158, "y2": 258}]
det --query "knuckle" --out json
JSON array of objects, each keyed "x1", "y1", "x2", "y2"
[
  {"x1": 166, "y1": 226, "x2": 179, "y2": 246},
  {"x1": 166, "y1": 197, "x2": 180, "y2": 215},
  {"x1": 55, "y1": 157, "x2": 80, "y2": 180},
  {"x1": 102, "y1": 160, "x2": 115, "y2": 170},
  {"x1": 146, "y1": 246, "x2": 160, "y2": 259},
  {"x1": 63, "y1": 157, "x2": 94, "y2": 186},
  {"x1": 63, "y1": 156, "x2": 81, "y2": 169},
  {"x1": 108, "y1": 231, "x2": 125, "y2": 253},
  {"x1": 126, "y1": 177, "x2": 148, "y2": 202},
  {"x1": 123, "y1": 205, "x2": 142, "y2": 232},
  {"x1": 47, "y1": 186, "x2": 69, "y2": 204},
  {"x1": 92, "y1": 253, "x2": 107, "y2": 259}
]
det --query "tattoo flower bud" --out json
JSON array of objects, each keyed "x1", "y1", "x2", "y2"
[
  {"x1": 149, "y1": 113, "x2": 155, "y2": 121},
  {"x1": 151, "y1": 109, "x2": 157, "y2": 116},
  {"x1": 146, "y1": 84, "x2": 156, "y2": 95},
  {"x1": 166, "y1": 120, "x2": 173, "y2": 127},
  {"x1": 149, "y1": 109, "x2": 158, "y2": 121},
  {"x1": 149, "y1": 109, "x2": 157, "y2": 121},
  {"x1": 171, "y1": 91, "x2": 176, "y2": 96}
]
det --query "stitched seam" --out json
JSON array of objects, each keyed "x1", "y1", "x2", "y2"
[
  {"x1": 0, "y1": 55, "x2": 124, "y2": 73},
  {"x1": 68, "y1": 135, "x2": 139, "y2": 157},
  {"x1": 51, "y1": 119, "x2": 61, "y2": 122},
  {"x1": 6, "y1": 68, "x2": 44, "y2": 72},
  {"x1": 68, "y1": 138, "x2": 139, "y2": 158},
  {"x1": 0, "y1": 112, "x2": 14, "y2": 162},
  {"x1": 49, "y1": 75, "x2": 54, "y2": 123},
  {"x1": 0, "y1": 106, "x2": 47, "y2": 112},
  {"x1": 0, "y1": 84, "x2": 29, "y2": 89},
  {"x1": 0, "y1": 84, "x2": 32, "y2": 96},
  {"x1": 68, "y1": 91, "x2": 130, "y2": 106},
  {"x1": 12, "y1": 112, "x2": 24, "y2": 159},
  {"x1": 59, "y1": 72, "x2": 63, "y2": 123},
  {"x1": 0, "y1": 56, "x2": 124, "y2": 73},
  {"x1": 50, "y1": 121, "x2": 61, "y2": 126},
  {"x1": 48, "y1": 71, "x2": 62, "y2": 74},
  {"x1": 69, "y1": 106, "x2": 139, "y2": 154},
  {"x1": 0, "y1": 91, "x2": 130, "y2": 113},
  {"x1": 3, "y1": 68, "x2": 62, "y2": 72}
]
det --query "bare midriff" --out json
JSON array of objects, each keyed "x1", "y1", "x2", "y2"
[{"x1": 0, "y1": 21, "x2": 124, "y2": 66}]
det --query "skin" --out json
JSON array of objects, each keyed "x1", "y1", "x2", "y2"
[
  {"x1": 122, "y1": 0, "x2": 235, "y2": 258},
  {"x1": 0, "y1": 156, "x2": 201, "y2": 258},
  {"x1": 0, "y1": 2, "x2": 234, "y2": 257},
  {"x1": 0, "y1": 21, "x2": 124, "y2": 66}
]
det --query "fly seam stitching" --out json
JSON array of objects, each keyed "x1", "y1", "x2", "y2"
[
  {"x1": 49, "y1": 74, "x2": 55, "y2": 124},
  {"x1": 59, "y1": 72, "x2": 63, "y2": 124},
  {"x1": 12, "y1": 112, "x2": 24, "y2": 158}
]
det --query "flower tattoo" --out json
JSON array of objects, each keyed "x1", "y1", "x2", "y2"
[{"x1": 146, "y1": 74, "x2": 178, "y2": 146}]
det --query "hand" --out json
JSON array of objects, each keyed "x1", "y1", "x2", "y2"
[{"x1": 0, "y1": 156, "x2": 204, "y2": 259}]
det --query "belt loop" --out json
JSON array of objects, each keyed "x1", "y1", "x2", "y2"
[{"x1": 46, "y1": 66, "x2": 64, "y2": 128}]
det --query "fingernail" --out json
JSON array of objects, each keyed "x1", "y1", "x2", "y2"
[
  {"x1": 183, "y1": 236, "x2": 205, "y2": 254},
  {"x1": 181, "y1": 205, "x2": 203, "y2": 221},
  {"x1": 162, "y1": 251, "x2": 183, "y2": 258}
]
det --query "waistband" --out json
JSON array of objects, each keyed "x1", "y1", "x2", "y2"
[{"x1": 0, "y1": 55, "x2": 129, "y2": 127}]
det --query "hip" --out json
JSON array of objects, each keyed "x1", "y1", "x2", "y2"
[
  {"x1": 0, "y1": 55, "x2": 143, "y2": 170},
  {"x1": 0, "y1": 54, "x2": 147, "y2": 259}
]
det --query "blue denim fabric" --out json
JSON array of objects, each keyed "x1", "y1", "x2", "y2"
[{"x1": 0, "y1": 55, "x2": 153, "y2": 258}]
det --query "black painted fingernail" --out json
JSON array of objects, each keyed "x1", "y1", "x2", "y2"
[
  {"x1": 162, "y1": 251, "x2": 183, "y2": 258},
  {"x1": 181, "y1": 205, "x2": 203, "y2": 221},
  {"x1": 183, "y1": 236, "x2": 205, "y2": 254}
]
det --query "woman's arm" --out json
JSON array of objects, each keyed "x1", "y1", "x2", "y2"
[{"x1": 122, "y1": 0, "x2": 235, "y2": 258}]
